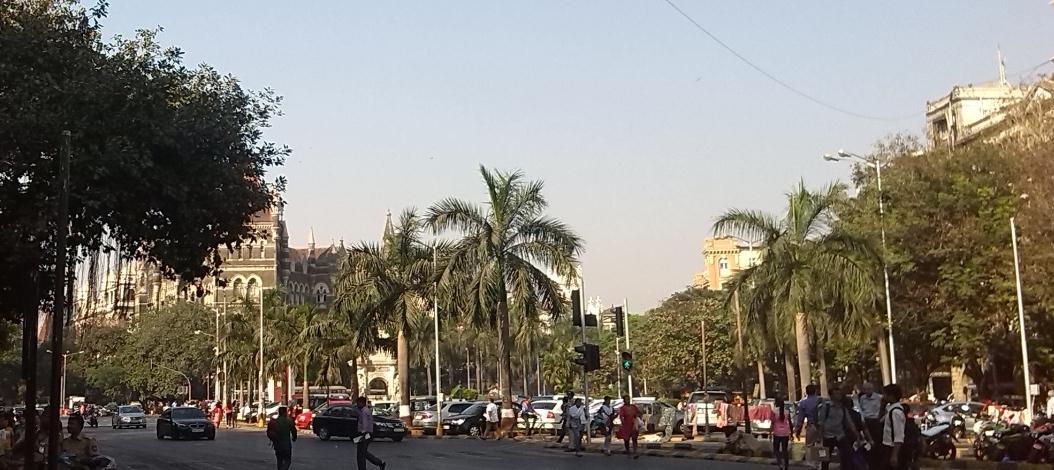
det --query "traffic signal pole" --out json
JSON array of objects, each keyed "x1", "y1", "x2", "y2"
[
  {"x1": 624, "y1": 298, "x2": 633, "y2": 398},
  {"x1": 577, "y1": 283, "x2": 590, "y2": 434}
]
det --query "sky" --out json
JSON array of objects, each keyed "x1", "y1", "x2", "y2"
[{"x1": 102, "y1": 1, "x2": 1054, "y2": 310}]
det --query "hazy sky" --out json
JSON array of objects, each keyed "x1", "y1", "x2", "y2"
[{"x1": 103, "y1": 1, "x2": 1053, "y2": 310}]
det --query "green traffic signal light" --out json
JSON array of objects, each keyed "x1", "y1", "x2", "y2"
[{"x1": 620, "y1": 351, "x2": 632, "y2": 371}]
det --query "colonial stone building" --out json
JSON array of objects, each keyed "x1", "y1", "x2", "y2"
[
  {"x1": 72, "y1": 205, "x2": 400, "y2": 403},
  {"x1": 692, "y1": 236, "x2": 762, "y2": 291}
]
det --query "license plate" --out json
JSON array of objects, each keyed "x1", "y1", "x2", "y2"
[
  {"x1": 192, "y1": 428, "x2": 204, "y2": 433},
  {"x1": 442, "y1": 425, "x2": 449, "y2": 429}
]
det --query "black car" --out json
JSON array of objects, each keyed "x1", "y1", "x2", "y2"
[
  {"x1": 441, "y1": 402, "x2": 522, "y2": 437},
  {"x1": 156, "y1": 406, "x2": 216, "y2": 440},
  {"x1": 310, "y1": 404, "x2": 408, "y2": 442}
]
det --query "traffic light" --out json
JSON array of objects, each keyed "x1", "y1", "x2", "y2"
[
  {"x1": 612, "y1": 306, "x2": 625, "y2": 337},
  {"x1": 571, "y1": 289, "x2": 582, "y2": 326},
  {"x1": 621, "y1": 351, "x2": 633, "y2": 371},
  {"x1": 572, "y1": 343, "x2": 601, "y2": 372}
]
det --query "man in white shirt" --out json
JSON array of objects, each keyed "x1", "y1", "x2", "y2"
[
  {"x1": 880, "y1": 384, "x2": 906, "y2": 470},
  {"x1": 484, "y1": 400, "x2": 500, "y2": 440},
  {"x1": 858, "y1": 382, "x2": 883, "y2": 468},
  {"x1": 566, "y1": 398, "x2": 587, "y2": 457},
  {"x1": 597, "y1": 396, "x2": 615, "y2": 456},
  {"x1": 1046, "y1": 392, "x2": 1054, "y2": 418}
]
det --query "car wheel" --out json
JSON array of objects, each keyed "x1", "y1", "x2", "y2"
[
  {"x1": 392, "y1": 436, "x2": 404, "y2": 442},
  {"x1": 316, "y1": 427, "x2": 331, "y2": 441},
  {"x1": 468, "y1": 425, "x2": 482, "y2": 437},
  {"x1": 171, "y1": 430, "x2": 181, "y2": 441},
  {"x1": 207, "y1": 434, "x2": 215, "y2": 441},
  {"x1": 156, "y1": 429, "x2": 164, "y2": 440}
]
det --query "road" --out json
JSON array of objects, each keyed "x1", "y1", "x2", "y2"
[{"x1": 88, "y1": 418, "x2": 773, "y2": 469}]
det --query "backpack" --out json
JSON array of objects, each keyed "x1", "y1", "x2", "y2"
[{"x1": 887, "y1": 405, "x2": 920, "y2": 461}]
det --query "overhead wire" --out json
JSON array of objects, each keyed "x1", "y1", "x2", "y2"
[{"x1": 662, "y1": 0, "x2": 927, "y2": 122}]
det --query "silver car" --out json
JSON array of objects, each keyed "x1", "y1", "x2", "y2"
[
  {"x1": 112, "y1": 404, "x2": 146, "y2": 429},
  {"x1": 415, "y1": 401, "x2": 478, "y2": 433}
]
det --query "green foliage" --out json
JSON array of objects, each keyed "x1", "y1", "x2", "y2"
[
  {"x1": 428, "y1": 166, "x2": 583, "y2": 406},
  {"x1": 448, "y1": 385, "x2": 479, "y2": 400},
  {"x1": 0, "y1": 1, "x2": 286, "y2": 347},
  {"x1": 631, "y1": 289, "x2": 737, "y2": 395}
]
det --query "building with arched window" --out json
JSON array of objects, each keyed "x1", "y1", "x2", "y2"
[{"x1": 692, "y1": 236, "x2": 763, "y2": 291}]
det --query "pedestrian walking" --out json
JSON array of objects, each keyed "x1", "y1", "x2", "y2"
[
  {"x1": 351, "y1": 396, "x2": 386, "y2": 470},
  {"x1": 520, "y1": 397, "x2": 537, "y2": 436},
  {"x1": 484, "y1": 399, "x2": 500, "y2": 440},
  {"x1": 794, "y1": 384, "x2": 822, "y2": 466},
  {"x1": 211, "y1": 402, "x2": 224, "y2": 429},
  {"x1": 617, "y1": 394, "x2": 641, "y2": 459},
  {"x1": 566, "y1": 398, "x2": 587, "y2": 457},
  {"x1": 266, "y1": 406, "x2": 297, "y2": 470},
  {"x1": 816, "y1": 384, "x2": 859, "y2": 470},
  {"x1": 596, "y1": 396, "x2": 615, "y2": 456},
  {"x1": 771, "y1": 397, "x2": 792, "y2": 470},
  {"x1": 858, "y1": 382, "x2": 883, "y2": 469},
  {"x1": 555, "y1": 395, "x2": 571, "y2": 445},
  {"x1": 880, "y1": 384, "x2": 907, "y2": 470},
  {"x1": 227, "y1": 401, "x2": 237, "y2": 428}
]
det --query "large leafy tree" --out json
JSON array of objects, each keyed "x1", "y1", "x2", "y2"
[
  {"x1": 0, "y1": 1, "x2": 287, "y2": 345},
  {"x1": 714, "y1": 182, "x2": 879, "y2": 396},
  {"x1": 428, "y1": 166, "x2": 583, "y2": 420},
  {"x1": 334, "y1": 209, "x2": 440, "y2": 424}
]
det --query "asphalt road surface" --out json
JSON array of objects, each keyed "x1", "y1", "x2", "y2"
[{"x1": 91, "y1": 418, "x2": 771, "y2": 470}]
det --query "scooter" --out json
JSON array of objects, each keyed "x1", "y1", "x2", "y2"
[
  {"x1": 922, "y1": 423, "x2": 957, "y2": 460},
  {"x1": 1027, "y1": 422, "x2": 1054, "y2": 463}
]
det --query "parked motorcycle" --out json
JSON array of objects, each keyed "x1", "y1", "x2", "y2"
[
  {"x1": 1027, "y1": 422, "x2": 1054, "y2": 463},
  {"x1": 974, "y1": 423, "x2": 1033, "y2": 461},
  {"x1": 922, "y1": 423, "x2": 957, "y2": 460}
]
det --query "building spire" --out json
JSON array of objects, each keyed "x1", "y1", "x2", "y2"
[
  {"x1": 381, "y1": 210, "x2": 395, "y2": 249},
  {"x1": 998, "y1": 46, "x2": 1009, "y2": 86},
  {"x1": 307, "y1": 227, "x2": 316, "y2": 252}
]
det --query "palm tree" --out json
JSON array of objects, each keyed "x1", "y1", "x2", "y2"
[
  {"x1": 427, "y1": 166, "x2": 583, "y2": 420},
  {"x1": 714, "y1": 181, "x2": 878, "y2": 396},
  {"x1": 334, "y1": 209, "x2": 440, "y2": 425},
  {"x1": 266, "y1": 301, "x2": 322, "y2": 407}
]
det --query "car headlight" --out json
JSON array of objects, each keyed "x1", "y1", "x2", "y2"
[
  {"x1": 984, "y1": 430, "x2": 995, "y2": 436},
  {"x1": 121, "y1": 417, "x2": 130, "y2": 422},
  {"x1": 452, "y1": 419, "x2": 465, "y2": 425}
]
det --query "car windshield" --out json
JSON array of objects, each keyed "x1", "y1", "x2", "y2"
[
  {"x1": 462, "y1": 404, "x2": 485, "y2": 415},
  {"x1": 119, "y1": 406, "x2": 142, "y2": 414},
  {"x1": 173, "y1": 408, "x2": 206, "y2": 420}
]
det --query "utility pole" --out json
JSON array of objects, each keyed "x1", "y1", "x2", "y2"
[
  {"x1": 1010, "y1": 218, "x2": 1033, "y2": 417},
  {"x1": 433, "y1": 240, "x2": 443, "y2": 436},
  {"x1": 623, "y1": 298, "x2": 633, "y2": 398},
  {"x1": 257, "y1": 288, "x2": 265, "y2": 428},
  {"x1": 47, "y1": 130, "x2": 72, "y2": 470},
  {"x1": 733, "y1": 289, "x2": 751, "y2": 433},
  {"x1": 577, "y1": 281, "x2": 589, "y2": 408}
]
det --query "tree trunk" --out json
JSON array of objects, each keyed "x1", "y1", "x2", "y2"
[
  {"x1": 817, "y1": 339, "x2": 829, "y2": 397},
  {"x1": 757, "y1": 359, "x2": 767, "y2": 399},
  {"x1": 475, "y1": 349, "x2": 482, "y2": 393},
  {"x1": 794, "y1": 312, "x2": 812, "y2": 394},
  {"x1": 397, "y1": 328, "x2": 411, "y2": 426},
  {"x1": 426, "y1": 362, "x2": 433, "y2": 396},
  {"x1": 522, "y1": 356, "x2": 528, "y2": 396},
  {"x1": 302, "y1": 352, "x2": 310, "y2": 410},
  {"x1": 349, "y1": 356, "x2": 360, "y2": 399},
  {"x1": 496, "y1": 300, "x2": 514, "y2": 432},
  {"x1": 784, "y1": 349, "x2": 798, "y2": 400},
  {"x1": 876, "y1": 328, "x2": 891, "y2": 385}
]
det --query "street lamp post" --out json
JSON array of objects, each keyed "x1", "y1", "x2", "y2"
[
  {"x1": 433, "y1": 240, "x2": 443, "y2": 436},
  {"x1": 258, "y1": 288, "x2": 265, "y2": 428},
  {"x1": 824, "y1": 149, "x2": 898, "y2": 384},
  {"x1": 46, "y1": 349, "x2": 84, "y2": 412},
  {"x1": 155, "y1": 363, "x2": 192, "y2": 403},
  {"x1": 194, "y1": 329, "x2": 220, "y2": 402}
]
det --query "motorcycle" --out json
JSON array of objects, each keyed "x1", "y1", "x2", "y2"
[
  {"x1": 87, "y1": 413, "x2": 98, "y2": 428},
  {"x1": 922, "y1": 423, "x2": 957, "y2": 460},
  {"x1": 975, "y1": 423, "x2": 1033, "y2": 462},
  {"x1": 1027, "y1": 422, "x2": 1054, "y2": 463}
]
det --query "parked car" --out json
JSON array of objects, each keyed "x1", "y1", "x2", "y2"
[
  {"x1": 416, "y1": 401, "x2": 478, "y2": 433},
  {"x1": 156, "y1": 406, "x2": 216, "y2": 440},
  {"x1": 750, "y1": 398, "x2": 795, "y2": 438},
  {"x1": 687, "y1": 388, "x2": 732, "y2": 431},
  {"x1": 927, "y1": 401, "x2": 985, "y2": 435},
  {"x1": 311, "y1": 404, "x2": 408, "y2": 441},
  {"x1": 295, "y1": 400, "x2": 352, "y2": 429},
  {"x1": 529, "y1": 400, "x2": 564, "y2": 433},
  {"x1": 112, "y1": 404, "x2": 146, "y2": 429},
  {"x1": 241, "y1": 401, "x2": 281, "y2": 423},
  {"x1": 441, "y1": 402, "x2": 523, "y2": 436}
]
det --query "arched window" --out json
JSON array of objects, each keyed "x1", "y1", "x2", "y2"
[
  {"x1": 368, "y1": 378, "x2": 388, "y2": 396},
  {"x1": 718, "y1": 256, "x2": 730, "y2": 275},
  {"x1": 232, "y1": 278, "x2": 244, "y2": 299},
  {"x1": 246, "y1": 278, "x2": 259, "y2": 300}
]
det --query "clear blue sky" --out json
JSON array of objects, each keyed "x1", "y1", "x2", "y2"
[{"x1": 104, "y1": 1, "x2": 1053, "y2": 309}]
